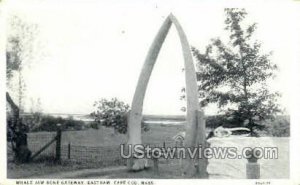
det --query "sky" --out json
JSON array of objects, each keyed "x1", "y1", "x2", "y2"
[{"x1": 5, "y1": 0, "x2": 300, "y2": 115}]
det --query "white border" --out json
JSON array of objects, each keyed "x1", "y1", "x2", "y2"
[{"x1": 0, "y1": 0, "x2": 299, "y2": 184}]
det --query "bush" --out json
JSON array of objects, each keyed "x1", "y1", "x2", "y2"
[
  {"x1": 258, "y1": 116, "x2": 290, "y2": 137},
  {"x1": 205, "y1": 114, "x2": 244, "y2": 129},
  {"x1": 205, "y1": 115, "x2": 227, "y2": 129},
  {"x1": 206, "y1": 114, "x2": 290, "y2": 137},
  {"x1": 22, "y1": 112, "x2": 43, "y2": 131},
  {"x1": 29, "y1": 115, "x2": 86, "y2": 132},
  {"x1": 91, "y1": 98, "x2": 148, "y2": 134},
  {"x1": 88, "y1": 121, "x2": 100, "y2": 130}
]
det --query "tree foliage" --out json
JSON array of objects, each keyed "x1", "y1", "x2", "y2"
[
  {"x1": 6, "y1": 15, "x2": 41, "y2": 112},
  {"x1": 6, "y1": 15, "x2": 39, "y2": 81},
  {"x1": 192, "y1": 8, "x2": 281, "y2": 135},
  {"x1": 91, "y1": 98, "x2": 149, "y2": 134}
]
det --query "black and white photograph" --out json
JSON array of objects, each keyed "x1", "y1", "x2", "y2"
[{"x1": 1, "y1": 0, "x2": 300, "y2": 184}]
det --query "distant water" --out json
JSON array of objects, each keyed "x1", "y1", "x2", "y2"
[
  {"x1": 143, "y1": 120, "x2": 184, "y2": 125},
  {"x1": 25, "y1": 113, "x2": 186, "y2": 124},
  {"x1": 29, "y1": 113, "x2": 94, "y2": 122}
]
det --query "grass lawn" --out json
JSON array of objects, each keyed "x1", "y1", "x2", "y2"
[
  {"x1": 83, "y1": 137, "x2": 289, "y2": 179},
  {"x1": 7, "y1": 157, "x2": 87, "y2": 178},
  {"x1": 7, "y1": 124, "x2": 183, "y2": 178},
  {"x1": 7, "y1": 124, "x2": 289, "y2": 179}
]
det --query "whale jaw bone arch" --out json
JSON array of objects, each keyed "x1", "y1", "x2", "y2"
[{"x1": 127, "y1": 14, "x2": 207, "y2": 178}]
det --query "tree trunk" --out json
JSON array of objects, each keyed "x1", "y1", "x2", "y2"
[
  {"x1": 248, "y1": 118, "x2": 255, "y2": 136},
  {"x1": 6, "y1": 92, "x2": 32, "y2": 163}
]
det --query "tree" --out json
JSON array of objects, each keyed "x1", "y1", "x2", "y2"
[
  {"x1": 6, "y1": 14, "x2": 40, "y2": 162},
  {"x1": 7, "y1": 15, "x2": 40, "y2": 111},
  {"x1": 191, "y1": 8, "x2": 281, "y2": 135},
  {"x1": 91, "y1": 98, "x2": 149, "y2": 134}
]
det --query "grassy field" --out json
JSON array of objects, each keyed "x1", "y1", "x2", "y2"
[
  {"x1": 7, "y1": 124, "x2": 184, "y2": 178},
  {"x1": 27, "y1": 123, "x2": 185, "y2": 147},
  {"x1": 7, "y1": 124, "x2": 289, "y2": 179},
  {"x1": 82, "y1": 137, "x2": 289, "y2": 179}
]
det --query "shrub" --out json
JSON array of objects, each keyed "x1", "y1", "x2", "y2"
[
  {"x1": 22, "y1": 112, "x2": 43, "y2": 131},
  {"x1": 205, "y1": 114, "x2": 244, "y2": 129},
  {"x1": 258, "y1": 116, "x2": 290, "y2": 137},
  {"x1": 206, "y1": 114, "x2": 290, "y2": 137},
  {"x1": 91, "y1": 98, "x2": 148, "y2": 134},
  {"x1": 29, "y1": 115, "x2": 86, "y2": 132}
]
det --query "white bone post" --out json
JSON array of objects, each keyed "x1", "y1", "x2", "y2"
[{"x1": 127, "y1": 14, "x2": 207, "y2": 178}]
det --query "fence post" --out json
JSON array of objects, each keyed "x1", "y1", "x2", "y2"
[
  {"x1": 68, "y1": 142, "x2": 71, "y2": 159},
  {"x1": 246, "y1": 149, "x2": 260, "y2": 179},
  {"x1": 153, "y1": 151, "x2": 159, "y2": 175},
  {"x1": 163, "y1": 142, "x2": 169, "y2": 163},
  {"x1": 55, "y1": 123, "x2": 62, "y2": 163}
]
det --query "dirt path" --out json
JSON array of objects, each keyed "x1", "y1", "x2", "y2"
[{"x1": 29, "y1": 166, "x2": 127, "y2": 179}]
